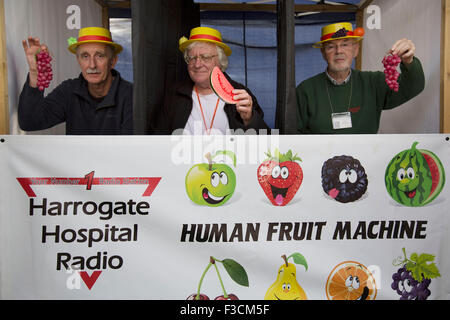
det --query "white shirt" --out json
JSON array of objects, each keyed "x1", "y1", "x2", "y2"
[{"x1": 184, "y1": 91, "x2": 229, "y2": 135}]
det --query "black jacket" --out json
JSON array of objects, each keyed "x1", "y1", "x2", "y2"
[
  {"x1": 155, "y1": 73, "x2": 269, "y2": 134},
  {"x1": 18, "y1": 69, "x2": 133, "y2": 135}
]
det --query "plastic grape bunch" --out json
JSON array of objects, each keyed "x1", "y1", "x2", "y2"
[
  {"x1": 382, "y1": 54, "x2": 401, "y2": 92},
  {"x1": 36, "y1": 50, "x2": 53, "y2": 91}
]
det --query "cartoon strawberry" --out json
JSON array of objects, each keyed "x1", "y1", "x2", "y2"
[{"x1": 257, "y1": 149, "x2": 303, "y2": 206}]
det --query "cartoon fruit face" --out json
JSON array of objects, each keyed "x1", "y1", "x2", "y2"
[
  {"x1": 265, "y1": 254, "x2": 308, "y2": 300},
  {"x1": 392, "y1": 266, "x2": 432, "y2": 300},
  {"x1": 185, "y1": 151, "x2": 236, "y2": 207},
  {"x1": 325, "y1": 261, "x2": 377, "y2": 300},
  {"x1": 257, "y1": 149, "x2": 303, "y2": 206},
  {"x1": 321, "y1": 155, "x2": 368, "y2": 203},
  {"x1": 385, "y1": 142, "x2": 445, "y2": 207},
  {"x1": 391, "y1": 247, "x2": 441, "y2": 300}
]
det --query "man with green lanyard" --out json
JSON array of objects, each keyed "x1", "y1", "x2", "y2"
[{"x1": 295, "y1": 22, "x2": 425, "y2": 134}]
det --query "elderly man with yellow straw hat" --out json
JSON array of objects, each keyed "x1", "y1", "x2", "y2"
[
  {"x1": 157, "y1": 26, "x2": 269, "y2": 134},
  {"x1": 295, "y1": 22, "x2": 424, "y2": 134},
  {"x1": 18, "y1": 27, "x2": 133, "y2": 135}
]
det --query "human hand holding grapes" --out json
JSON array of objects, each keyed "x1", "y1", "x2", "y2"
[
  {"x1": 382, "y1": 39, "x2": 415, "y2": 92},
  {"x1": 22, "y1": 37, "x2": 53, "y2": 90},
  {"x1": 390, "y1": 38, "x2": 415, "y2": 65}
]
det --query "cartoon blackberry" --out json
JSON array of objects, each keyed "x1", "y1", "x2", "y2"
[{"x1": 321, "y1": 155, "x2": 368, "y2": 203}]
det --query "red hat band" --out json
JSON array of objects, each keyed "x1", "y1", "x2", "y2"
[
  {"x1": 77, "y1": 35, "x2": 113, "y2": 43},
  {"x1": 190, "y1": 34, "x2": 222, "y2": 43}
]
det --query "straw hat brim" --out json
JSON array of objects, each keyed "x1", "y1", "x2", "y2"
[
  {"x1": 179, "y1": 38, "x2": 232, "y2": 56},
  {"x1": 313, "y1": 36, "x2": 363, "y2": 49},
  {"x1": 68, "y1": 40, "x2": 123, "y2": 55}
]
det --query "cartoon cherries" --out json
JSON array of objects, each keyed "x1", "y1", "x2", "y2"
[{"x1": 186, "y1": 256, "x2": 248, "y2": 301}]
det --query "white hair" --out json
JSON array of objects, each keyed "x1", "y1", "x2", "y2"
[{"x1": 184, "y1": 41, "x2": 229, "y2": 71}]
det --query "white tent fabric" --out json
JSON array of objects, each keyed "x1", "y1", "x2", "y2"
[
  {"x1": 4, "y1": 0, "x2": 102, "y2": 135},
  {"x1": 362, "y1": 0, "x2": 441, "y2": 133}
]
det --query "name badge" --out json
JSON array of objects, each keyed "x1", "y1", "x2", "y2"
[{"x1": 331, "y1": 112, "x2": 352, "y2": 130}]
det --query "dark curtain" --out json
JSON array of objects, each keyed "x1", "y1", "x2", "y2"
[
  {"x1": 131, "y1": 0, "x2": 200, "y2": 134},
  {"x1": 276, "y1": 0, "x2": 298, "y2": 134}
]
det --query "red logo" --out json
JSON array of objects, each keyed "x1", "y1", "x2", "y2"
[
  {"x1": 349, "y1": 106, "x2": 361, "y2": 113},
  {"x1": 79, "y1": 271, "x2": 102, "y2": 290},
  {"x1": 17, "y1": 171, "x2": 161, "y2": 197}
]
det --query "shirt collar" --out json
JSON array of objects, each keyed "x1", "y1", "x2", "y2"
[{"x1": 326, "y1": 69, "x2": 352, "y2": 86}]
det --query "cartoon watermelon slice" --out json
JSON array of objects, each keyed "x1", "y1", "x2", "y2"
[
  {"x1": 210, "y1": 66, "x2": 235, "y2": 104},
  {"x1": 385, "y1": 142, "x2": 445, "y2": 207}
]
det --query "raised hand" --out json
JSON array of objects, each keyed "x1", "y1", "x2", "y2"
[
  {"x1": 390, "y1": 38, "x2": 415, "y2": 65},
  {"x1": 22, "y1": 37, "x2": 48, "y2": 87}
]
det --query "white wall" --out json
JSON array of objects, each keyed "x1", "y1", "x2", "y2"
[
  {"x1": 361, "y1": 0, "x2": 442, "y2": 133},
  {"x1": 5, "y1": 0, "x2": 102, "y2": 134}
]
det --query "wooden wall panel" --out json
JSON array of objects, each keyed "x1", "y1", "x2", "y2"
[
  {"x1": 442, "y1": 0, "x2": 450, "y2": 133},
  {"x1": 0, "y1": 0, "x2": 9, "y2": 134}
]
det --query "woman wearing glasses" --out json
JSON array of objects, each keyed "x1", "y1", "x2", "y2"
[{"x1": 157, "y1": 27, "x2": 269, "y2": 135}]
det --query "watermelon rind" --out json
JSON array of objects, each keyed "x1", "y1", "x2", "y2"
[
  {"x1": 419, "y1": 149, "x2": 446, "y2": 205},
  {"x1": 210, "y1": 66, "x2": 236, "y2": 104}
]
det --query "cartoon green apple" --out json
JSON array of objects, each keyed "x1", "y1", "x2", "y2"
[{"x1": 185, "y1": 151, "x2": 237, "y2": 207}]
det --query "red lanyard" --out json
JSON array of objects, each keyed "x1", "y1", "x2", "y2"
[{"x1": 194, "y1": 86, "x2": 220, "y2": 135}]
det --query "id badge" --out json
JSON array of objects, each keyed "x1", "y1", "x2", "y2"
[{"x1": 331, "y1": 112, "x2": 352, "y2": 130}]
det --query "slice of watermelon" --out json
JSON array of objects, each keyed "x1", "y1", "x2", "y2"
[
  {"x1": 210, "y1": 66, "x2": 235, "y2": 104},
  {"x1": 420, "y1": 149, "x2": 446, "y2": 205}
]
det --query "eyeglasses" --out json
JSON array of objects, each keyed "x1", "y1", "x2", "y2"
[
  {"x1": 185, "y1": 54, "x2": 218, "y2": 65},
  {"x1": 323, "y1": 42, "x2": 354, "y2": 53}
]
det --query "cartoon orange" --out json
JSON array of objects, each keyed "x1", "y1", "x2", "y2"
[{"x1": 325, "y1": 261, "x2": 377, "y2": 300}]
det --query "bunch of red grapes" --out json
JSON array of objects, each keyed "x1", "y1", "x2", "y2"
[
  {"x1": 36, "y1": 51, "x2": 53, "y2": 91},
  {"x1": 382, "y1": 54, "x2": 401, "y2": 92}
]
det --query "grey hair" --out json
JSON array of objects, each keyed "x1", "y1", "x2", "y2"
[{"x1": 184, "y1": 41, "x2": 229, "y2": 71}]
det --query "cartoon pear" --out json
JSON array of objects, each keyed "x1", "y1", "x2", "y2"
[{"x1": 264, "y1": 253, "x2": 308, "y2": 300}]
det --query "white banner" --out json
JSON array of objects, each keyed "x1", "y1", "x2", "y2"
[{"x1": 0, "y1": 134, "x2": 449, "y2": 300}]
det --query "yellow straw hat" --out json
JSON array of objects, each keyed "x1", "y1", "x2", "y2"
[
  {"x1": 313, "y1": 22, "x2": 363, "y2": 48},
  {"x1": 68, "y1": 27, "x2": 123, "y2": 54},
  {"x1": 179, "y1": 27, "x2": 232, "y2": 56}
]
